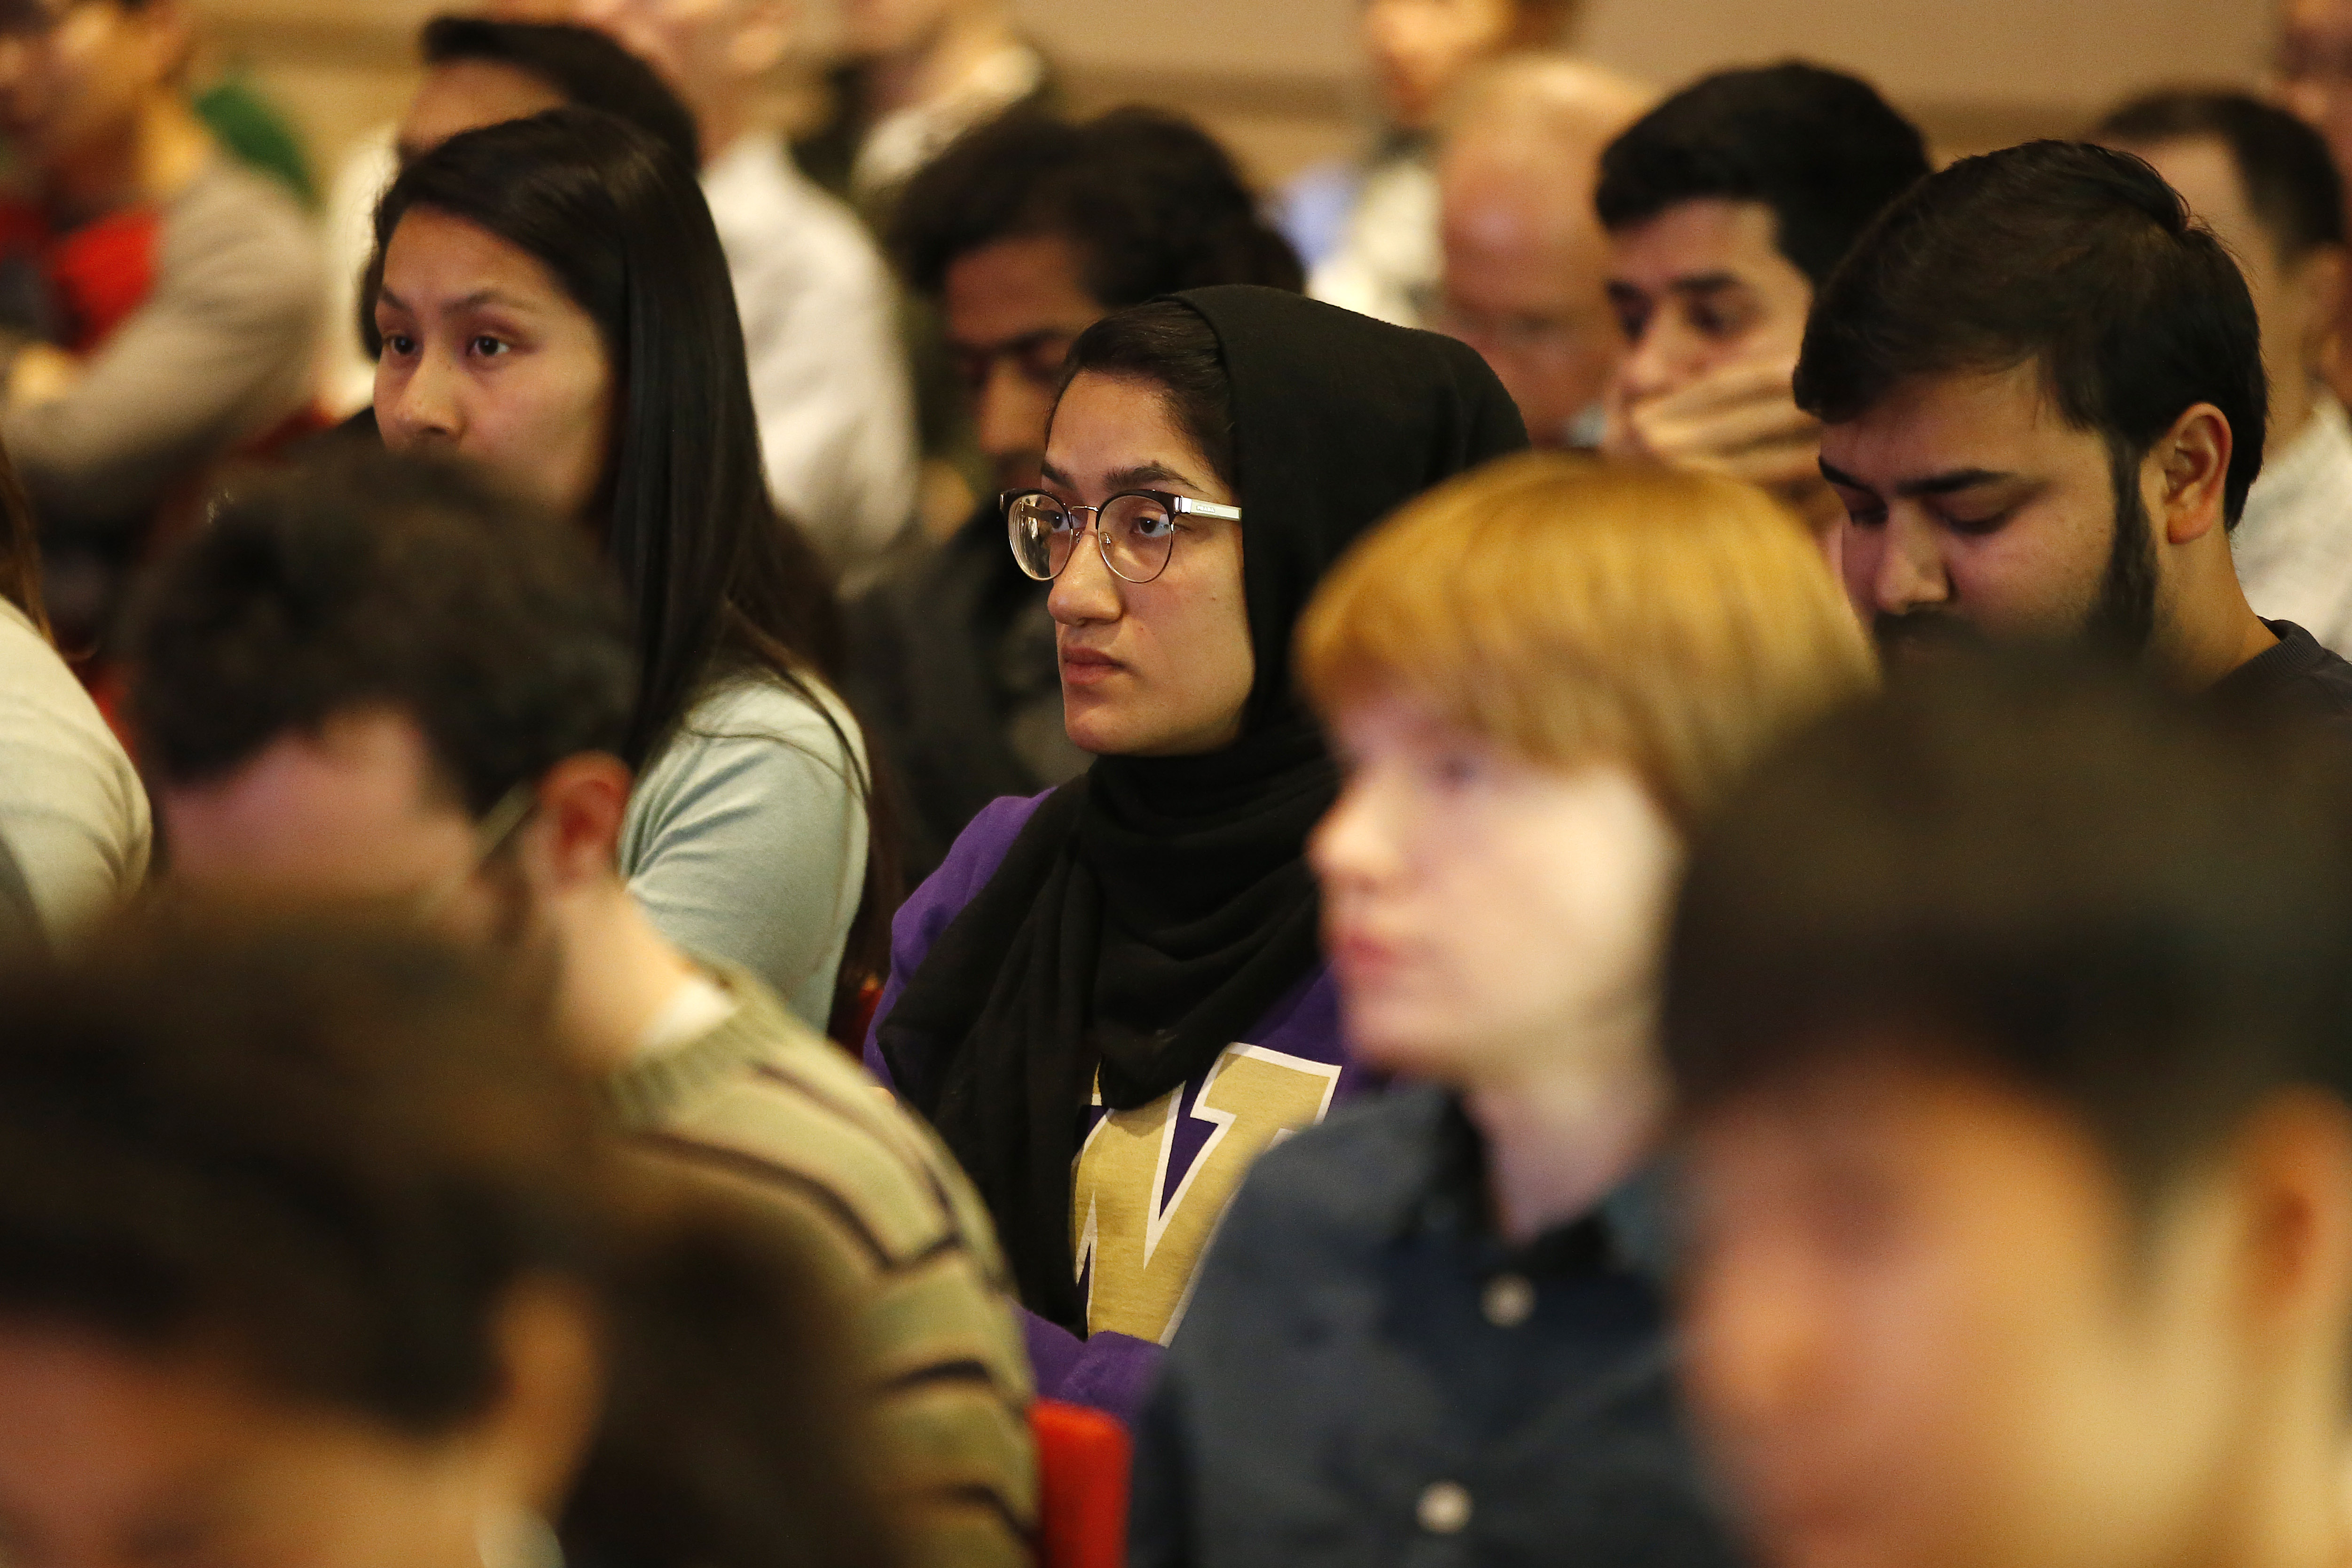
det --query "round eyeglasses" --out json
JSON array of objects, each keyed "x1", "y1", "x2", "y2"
[{"x1": 1004, "y1": 488, "x2": 1243, "y2": 584}]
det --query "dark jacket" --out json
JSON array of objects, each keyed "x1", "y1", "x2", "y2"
[{"x1": 1130, "y1": 1084, "x2": 1742, "y2": 1568}]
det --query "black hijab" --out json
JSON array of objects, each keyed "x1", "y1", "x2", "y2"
[{"x1": 880, "y1": 287, "x2": 1528, "y2": 1326}]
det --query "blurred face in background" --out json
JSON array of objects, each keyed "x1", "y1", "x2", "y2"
[
  {"x1": 835, "y1": 0, "x2": 963, "y2": 61},
  {"x1": 1606, "y1": 198, "x2": 1814, "y2": 409},
  {"x1": 374, "y1": 206, "x2": 616, "y2": 520},
  {"x1": 2108, "y1": 133, "x2": 2342, "y2": 447},
  {"x1": 1679, "y1": 1051, "x2": 2287, "y2": 1568},
  {"x1": 2280, "y1": 0, "x2": 2352, "y2": 184},
  {"x1": 944, "y1": 233, "x2": 1106, "y2": 494},
  {"x1": 0, "y1": 0, "x2": 182, "y2": 182},
  {"x1": 568, "y1": 0, "x2": 791, "y2": 123},
  {"x1": 1436, "y1": 135, "x2": 1621, "y2": 446},
  {"x1": 1312, "y1": 693, "x2": 1679, "y2": 1087},
  {"x1": 396, "y1": 60, "x2": 566, "y2": 165},
  {"x1": 1042, "y1": 371, "x2": 1252, "y2": 756},
  {"x1": 1361, "y1": 0, "x2": 1521, "y2": 132}
]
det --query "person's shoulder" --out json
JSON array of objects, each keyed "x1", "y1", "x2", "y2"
[
  {"x1": 0, "y1": 600, "x2": 132, "y2": 758},
  {"x1": 644, "y1": 970, "x2": 1006, "y2": 1273},
  {"x1": 2259, "y1": 621, "x2": 2352, "y2": 720},
  {"x1": 654, "y1": 674, "x2": 864, "y2": 778},
  {"x1": 170, "y1": 157, "x2": 315, "y2": 245},
  {"x1": 910, "y1": 791, "x2": 1051, "y2": 909}
]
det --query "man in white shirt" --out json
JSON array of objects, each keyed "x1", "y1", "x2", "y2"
[
  {"x1": 2097, "y1": 92, "x2": 2352, "y2": 657},
  {"x1": 576, "y1": 0, "x2": 919, "y2": 575},
  {"x1": 789, "y1": 0, "x2": 1048, "y2": 215}
]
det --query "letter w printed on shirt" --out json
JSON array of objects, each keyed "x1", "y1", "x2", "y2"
[{"x1": 1071, "y1": 1043, "x2": 1341, "y2": 1343}]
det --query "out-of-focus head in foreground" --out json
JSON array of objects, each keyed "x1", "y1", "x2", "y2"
[
  {"x1": 1301, "y1": 452, "x2": 1873, "y2": 1087},
  {"x1": 1662, "y1": 653, "x2": 2352, "y2": 1568},
  {"x1": 0, "y1": 916, "x2": 608, "y2": 1568}
]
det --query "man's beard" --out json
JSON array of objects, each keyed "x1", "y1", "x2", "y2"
[
  {"x1": 2080, "y1": 449, "x2": 2158, "y2": 656},
  {"x1": 1874, "y1": 450, "x2": 2157, "y2": 659}
]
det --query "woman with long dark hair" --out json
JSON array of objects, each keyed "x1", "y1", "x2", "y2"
[
  {"x1": 368, "y1": 108, "x2": 890, "y2": 1033},
  {"x1": 870, "y1": 285, "x2": 1526, "y2": 1415}
]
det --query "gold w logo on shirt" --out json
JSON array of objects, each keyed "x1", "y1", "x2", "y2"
[{"x1": 1071, "y1": 1044, "x2": 1341, "y2": 1345}]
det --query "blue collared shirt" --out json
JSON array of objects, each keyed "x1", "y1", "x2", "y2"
[{"x1": 1129, "y1": 1084, "x2": 1743, "y2": 1568}]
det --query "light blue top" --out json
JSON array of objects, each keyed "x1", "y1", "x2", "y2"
[{"x1": 620, "y1": 673, "x2": 869, "y2": 1032}]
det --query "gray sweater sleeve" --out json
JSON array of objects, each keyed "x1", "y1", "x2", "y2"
[
  {"x1": 619, "y1": 677, "x2": 871, "y2": 1033},
  {"x1": 4, "y1": 160, "x2": 325, "y2": 531}
]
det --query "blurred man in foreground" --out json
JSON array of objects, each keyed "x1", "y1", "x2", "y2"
[
  {"x1": 1432, "y1": 55, "x2": 1652, "y2": 447},
  {"x1": 125, "y1": 449, "x2": 1036, "y2": 1568},
  {"x1": 1664, "y1": 653, "x2": 2352, "y2": 1568},
  {"x1": 1597, "y1": 63, "x2": 1929, "y2": 544}
]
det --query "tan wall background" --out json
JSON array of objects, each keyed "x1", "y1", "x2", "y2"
[{"x1": 196, "y1": 0, "x2": 2276, "y2": 203}]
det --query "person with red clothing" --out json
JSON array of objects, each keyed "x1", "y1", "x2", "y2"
[{"x1": 0, "y1": 0, "x2": 323, "y2": 646}]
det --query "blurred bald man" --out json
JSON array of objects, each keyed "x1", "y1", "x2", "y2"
[
  {"x1": 1431, "y1": 56, "x2": 1653, "y2": 447},
  {"x1": 2278, "y1": 0, "x2": 2352, "y2": 408}
]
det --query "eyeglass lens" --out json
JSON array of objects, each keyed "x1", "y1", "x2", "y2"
[{"x1": 1008, "y1": 493, "x2": 1180, "y2": 583}]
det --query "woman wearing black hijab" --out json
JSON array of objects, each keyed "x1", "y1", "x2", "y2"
[{"x1": 866, "y1": 285, "x2": 1527, "y2": 1416}]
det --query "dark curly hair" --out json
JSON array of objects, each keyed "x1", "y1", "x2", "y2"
[
  {"x1": 125, "y1": 446, "x2": 637, "y2": 817},
  {"x1": 892, "y1": 106, "x2": 1303, "y2": 306}
]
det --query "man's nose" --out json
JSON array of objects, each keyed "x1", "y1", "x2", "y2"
[{"x1": 1865, "y1": 509, "x2": 1954, "y2": 617}]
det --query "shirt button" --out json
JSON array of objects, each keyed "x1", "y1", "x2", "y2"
[
  {"x1": 1417, "y1": 1480, "x2": 1474, "y2": 1535},
  {"x1": 1482, "y1": 1272, "x2": 1535, "y2": 1327}
]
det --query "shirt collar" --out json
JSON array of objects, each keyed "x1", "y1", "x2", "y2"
[{"x1": 1392, "y1": 1092, "x2": 1623, "y2": 1278}]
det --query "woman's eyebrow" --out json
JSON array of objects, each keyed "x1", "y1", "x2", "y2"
[
  {"x1": 1105, "y1": 462, "x2": 1201, "y2": 492},
  {"x1": 374, "y1": 287, "x2": 537, "y2": 316}
]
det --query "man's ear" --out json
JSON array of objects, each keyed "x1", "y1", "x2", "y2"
[
  {"x1": 481, "y1": 1278, "x2": 604, "y2": 1517},
  {"x1": 2149, "y1": 401, "x2": 2234, "y2": 547},
  {"x1": 2287, "y1": 243, "x2": 2349, "y2": 373},
  {"x1": 526, "y1": 753, "x2": 634, "y2": 891},
  {"x1": 2224, "y1": 1088, "x2": 2352, "y2": 1351}
]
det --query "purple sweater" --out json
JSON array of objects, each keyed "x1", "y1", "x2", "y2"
[{"x1": 866, "y1": 792, "x2": 1372, "y2": 1425}]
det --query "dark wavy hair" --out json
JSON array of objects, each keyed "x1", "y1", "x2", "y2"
[
  {"x1": 126, "y1": 448, "x2": 636, "y2": 815},
  {"x1": 1795, "y1": 140, "x2": 2269, "y2": 527},
  {"x1": 368, "y1": 108, "x2": 897, "y2": 1008},
  {"x1": 893, "y1": 107, "x2": 1302, "y2": 305}
]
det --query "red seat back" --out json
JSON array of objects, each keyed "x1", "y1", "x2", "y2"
[{"x1": 1029, "y1": 1398, "x2": 1132, "y2": 1568}]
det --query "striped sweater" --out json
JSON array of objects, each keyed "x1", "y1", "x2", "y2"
[{"x1": 608, "y1": 963, "x2": 1037, "y2": 1568}]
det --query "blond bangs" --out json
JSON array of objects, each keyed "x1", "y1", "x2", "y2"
[{"x1": 1298, "y1": 453, "x2": 1875, "y2": 826}]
